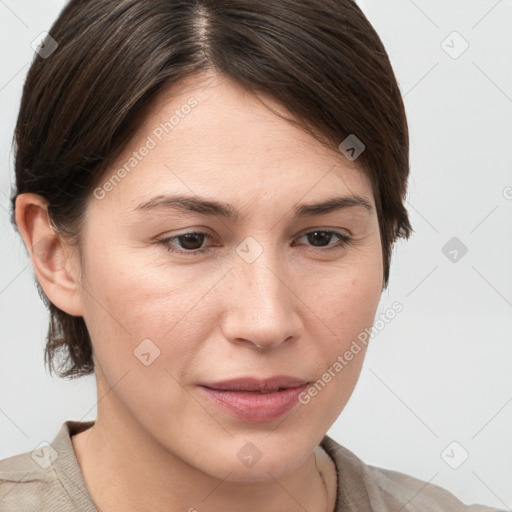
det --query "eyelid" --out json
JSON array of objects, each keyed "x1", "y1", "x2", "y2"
[{"x1": 296, "y1": 225, "x2": 351, "y2": 238}]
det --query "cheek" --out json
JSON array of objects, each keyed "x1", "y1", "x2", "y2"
[
  {"x1": 79, "y1": 244, "x2": 227, "y2": 384},
  {"x1": 295, "y1": 267, "x2": 380, "y2": 428},
  {"x1": 300, "y1": 251, "x2": 382, "y2": 346},
  {"x1": 79, "y1": 243, "x2": 205, "y2": 334},
  {"x1": 295, "y1": 251, "x2": 382, "y2": 416},
  {"x1": 80, "y1": 228, "x2": 382, "y2": 373}
]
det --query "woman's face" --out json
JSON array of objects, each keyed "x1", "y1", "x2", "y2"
[{"x1": 75, "y1": 72, "x2": 383, "y2": 481}]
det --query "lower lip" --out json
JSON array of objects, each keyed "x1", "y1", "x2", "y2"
[{"x1": 198, "y1": 384, "x2": 309, "y2": 423}]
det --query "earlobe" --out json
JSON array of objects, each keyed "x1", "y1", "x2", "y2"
[{"x1": 14, "y1": 193, "x2": 84, "y2": 317}]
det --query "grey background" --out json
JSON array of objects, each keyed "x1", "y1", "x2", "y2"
[{"x1": 1, "y1": 0, "x2": 511, "y2": 509}]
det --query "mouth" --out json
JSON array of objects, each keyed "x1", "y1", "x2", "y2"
[
  {"x1": 200, "y1": 375, "x2": 309, "y2": 391},
  {"x1": 198, "y1": 376, "x2": 310, "y2": 422}
]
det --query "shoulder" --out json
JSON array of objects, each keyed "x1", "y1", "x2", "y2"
[
  {"x1": 363, "y1": 463, "x2": 503, "y2": 512},
  {"x1": 321, "y1": 435, "x2": 505, "y2": 512},
  {"x1": 0, "y1": 420, "x2": 95, "y2": 512},
  {"x1": 0, "y1": 444, "x2": 70, "y2": 511}
]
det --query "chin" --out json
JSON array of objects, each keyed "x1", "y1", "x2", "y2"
[
  {"x1": 214, "y1": 450, "x2": 307, "y2": 484},
  {"x1": 194, "y1": 430, "x2": 315, "y2": 483}
]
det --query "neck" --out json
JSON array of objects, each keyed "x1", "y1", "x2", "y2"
[{"x1": 71, "y1": 395, "x2": 337, "y2": 512}]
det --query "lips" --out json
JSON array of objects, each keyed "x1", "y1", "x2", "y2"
[
  {"x1": 198, "y1": 376, "x2": 309, "y2": 423},
  {"x1": 201, "y1": 376, "x2": 308, "y2": 392}
]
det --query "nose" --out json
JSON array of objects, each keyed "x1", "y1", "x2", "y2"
[{"x1": 220, "y1": 251, "x2": 302, "y2": 351}]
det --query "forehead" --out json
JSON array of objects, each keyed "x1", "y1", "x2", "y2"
[{"x1": 97, "y1": 72, "x2": 374, "y2": 214}]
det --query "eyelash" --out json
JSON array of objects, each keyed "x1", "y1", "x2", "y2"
[{"x1": 157, "y1": 229, "x2": 351, "y2": 256}]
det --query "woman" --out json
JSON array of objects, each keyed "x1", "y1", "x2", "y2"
[{"x1": 0, "y1": 0, "x2": 504, "y2": 511}]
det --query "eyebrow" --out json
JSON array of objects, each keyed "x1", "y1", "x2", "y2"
[{"x1": 133, "y1": 193, "x2": 373, "y2": 220}]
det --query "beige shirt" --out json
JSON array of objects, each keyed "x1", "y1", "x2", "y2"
[{"x1": 0, "y1": 420, "x2": 504, "y2": 511}]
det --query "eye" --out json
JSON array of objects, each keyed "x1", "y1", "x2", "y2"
[
  {"x1": 294, "y1": 229, "x2": 351, "y2": 251},
  {"x1": 159, "y1": 232, "x2": 214, "y2": 255},
  {"x1": 157, "y1": 229, "x2": 351, "y2": 256}
]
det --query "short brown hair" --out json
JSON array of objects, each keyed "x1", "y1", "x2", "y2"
[{"x1": 10, "y1": 0, "x2": 413, "y2": 379}]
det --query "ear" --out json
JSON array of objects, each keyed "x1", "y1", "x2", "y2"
[{"x1": 15, "y1": 193, "x2": 84, "y2": 317}]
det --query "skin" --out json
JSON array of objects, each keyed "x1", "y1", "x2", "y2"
[{"x1": 15, "y1": 71, "x2": 383, "y2": 512}]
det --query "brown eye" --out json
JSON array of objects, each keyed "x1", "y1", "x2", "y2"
[
  {"x1": 158, "y1": 229, "x2": 351, "y2": 257},
  {"x1": 159, "y1": 232, "x2": 213, "y2": 255},
  {"x1": 295, "y1": 230, "x2": 351, "y2": 250},
  {"x1": 174, "y1": 233, "x2": 207, "y2": 250}
]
